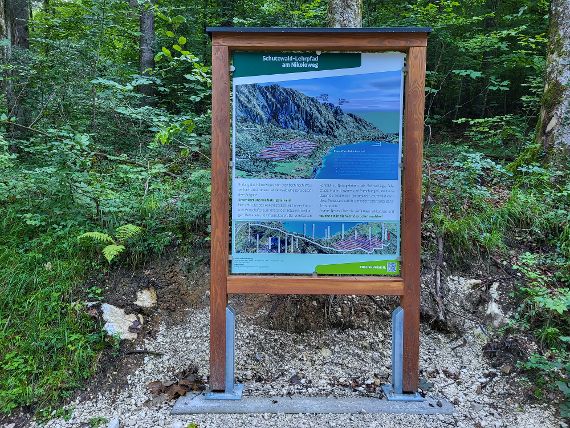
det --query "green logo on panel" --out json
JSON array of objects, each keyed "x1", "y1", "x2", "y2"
[
  {"x1": 315, "y1": 260, "x2": 400, "y2": 275},
  {"x1": 233, "y1": 52, "x2": 361, "y2": 78}
]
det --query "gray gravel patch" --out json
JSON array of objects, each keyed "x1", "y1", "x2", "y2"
[{"x1": 30, "y1": 277, "x2": 561, "y2": 428}]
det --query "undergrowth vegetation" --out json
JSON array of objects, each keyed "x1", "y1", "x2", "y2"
[
  {"x1": 0, "y1": 0, "x2": 212, "y2": 413},
  {"x1": 424, "y1": 146, "x2": 570, "y2": 414}
]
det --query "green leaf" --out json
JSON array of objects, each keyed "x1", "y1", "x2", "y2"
[
  {"x1": 165, "y1": 31, "x2": 175, "y2": 37},
  {"x1": 115, "y1": 224, "x2": 142, "y2": 241},
  {"x1": 561, "y1": 401, "x2": 570, "y2": 418},
  {"x1": 178, "y1": 36, "x2": 186, "y2": 45},
  {"x1": 172, "y1": 44, "x2": 182, "y2": 52},
  {"x1": 171, "y1": 15, "x2": 186, "y2": 24},
  {"x1": 161, "y1": 47, "x2": 172, "y2": 58},
  {"x1": 102, "y1": 244, "x2": 125, "y2": 263},
  {"x1": 78, "y1": 232, "x2": 114, "y2": 244},
  {"x1": 556, "y1": 381, "x2": 570, "y2": 395},
  {"x1": 452, "y1": 69, "x2": 483, "y2": 79}
]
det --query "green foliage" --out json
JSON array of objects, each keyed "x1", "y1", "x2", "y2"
[
  {"x1": 0, "y1": 0, "x2": 213, "y2": 414},
  {"x1": 427, "y1": 145, "x2": 569, "y2": 416},
  {"x1": 427, "y1": 142, "x2": 569, "y2": 414},
  {"x1": 0, "y1": 211, "x2": 106, "y2": 414},
  {"x1": 454, "y1": 115, "x2": 527, "y2": 158},
  {"x1": 511, "y1": 253, "x2": 570, "y2": 417},
  {"x1": 366, "y1": 0, "x2": 549, "y2": 164},
  {"x1": 78, "y1": 232, "x2": 114, "y2": 244},
  {"x1": 88, "y1": 416, "x2": 109, "y2": 428},
  {"x1": 79, "y1": 224, "x2": 142, "y2": 263}
]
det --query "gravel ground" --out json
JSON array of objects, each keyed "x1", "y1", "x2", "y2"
[{"x1": 26, "y1": 277, "x2": 562, "y2": 428}]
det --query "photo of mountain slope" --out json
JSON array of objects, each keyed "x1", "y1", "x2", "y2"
[{"x1": 234, "y1": 71, "x2": 402, "y2": 180}]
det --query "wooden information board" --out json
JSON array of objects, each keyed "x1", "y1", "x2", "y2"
[{"x1": 206, "y1": 27, "x2": 430, "y2": 393}]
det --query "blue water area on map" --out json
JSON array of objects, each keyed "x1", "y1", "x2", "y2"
[
  {"x1": 315, "y1": 141, "x2": 399, "y2": 180},
  {"x1": 282, "y1": 221, "x2": 363, "y2": 239}
]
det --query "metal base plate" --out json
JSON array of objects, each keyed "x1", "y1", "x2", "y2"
[
  {"x1": 382, "y1": 384, "x2": 424, "y2": 402},
  {"x1": 204, "y1": 384, "x2": 244, "y2": 400},
  {"x1": 172, "y1": 393, "x2": 453, "y2": 414}
]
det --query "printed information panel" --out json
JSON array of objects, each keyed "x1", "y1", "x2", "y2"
[{"x1": 231, "y1": 52, "x2": 404, "y2": 275}]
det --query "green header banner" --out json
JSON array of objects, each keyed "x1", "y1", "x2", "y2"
[{"x1": 233, "y1": 52, "x2": 361, "y2": 78}]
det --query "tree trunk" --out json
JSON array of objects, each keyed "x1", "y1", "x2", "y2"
[
  {"x1": 327, "y1": 0, "x2": 362, "y2": 28},
  {"x1": 5, "y1": 0, "x2": 28, "y2": 49},
  {"x1": 0, "y1": 0, "x2": 7, "y2": 55},
  {"x1": 139, "y1": 0, "x2": 155, "y2": 104},
  {"x1": 3, "y1": 0, "x2": 29, "y2": 138},
  {"x1": 536, "y1": 0, "x2": 570, "y2": 166}
]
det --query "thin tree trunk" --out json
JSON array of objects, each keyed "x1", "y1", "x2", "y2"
[
  {"x1": 1, "y1": 0, "x2": 10, "y2": 124},
  {"x1": 0, "y1": 0, "x2": 6, "y2": 44},
  {"x1": 536, "y1": 0, "x2": 570, "y2": 167},
  {"x1": 139, "y1": 0, "x2": 155, "y2": 104},
  {"x1": 327, "y1": 0, "x2": 362, "y2": 28},
  {"x1": 4, "y1": 0, "x2": 29, "y2": 139}
]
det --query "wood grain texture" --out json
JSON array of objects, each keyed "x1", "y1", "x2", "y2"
[
  {"x1": 209, "y1": 44, "x2": 230, "y2": 391},
  {"x1": 227, "y1": 276, "x2": 404, "y2": 295},
  {"x1": 401, "y1": 46, "x2": 427, "y2": 393},
  {"x1": 212, "y1": 32, "x2": 427, "y2": 50}
]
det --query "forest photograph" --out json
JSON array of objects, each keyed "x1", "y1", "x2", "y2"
[{"x1": 0, "y1": 0, "x2": 569, "y2": 427}]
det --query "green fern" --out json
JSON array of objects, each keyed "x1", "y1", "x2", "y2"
[
  {"x1": 78, "y1": 224, "x2": 143, "y2": 263},
  {"x1": 78, "y1": 231, "x2": 114, "y2": 244},
  {"x1": 102, "y1": 244, "x2": 125, "y2": 263},
  {"x1": 115, "y1": 224, "x2": 142, "y2": 241}
]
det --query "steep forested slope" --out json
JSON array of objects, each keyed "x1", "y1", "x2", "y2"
[{"x1": 236, "y1": 83, "x2": 383, "y2": 139}]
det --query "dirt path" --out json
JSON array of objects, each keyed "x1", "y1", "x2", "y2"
[{"x1": 27, "y1": 274, "x2": 561, "y2": 428}]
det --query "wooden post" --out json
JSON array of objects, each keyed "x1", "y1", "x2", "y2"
[
  {"x1": 209, "y1": 42, "x2": 230, "y2": 391},
  {"x1": 401, "y1": 45, "x2": 427, "y2": 392}
]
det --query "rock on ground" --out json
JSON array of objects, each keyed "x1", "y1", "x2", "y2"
[{"x1": 101, "y1": 303, "x2": 143, "y2": 341}]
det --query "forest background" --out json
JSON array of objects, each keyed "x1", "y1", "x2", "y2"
[{"x1": 0, "y1": 0, "x2": 568, "y2": 419}]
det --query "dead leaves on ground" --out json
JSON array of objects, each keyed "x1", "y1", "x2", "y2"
[{"x1": 147, "y1": 366, "x2": 205, "y2": 400}]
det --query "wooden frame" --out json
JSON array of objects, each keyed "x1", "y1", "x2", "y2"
[{"x1": 207, "y1": 27, "x2": 429, "y2": 393}]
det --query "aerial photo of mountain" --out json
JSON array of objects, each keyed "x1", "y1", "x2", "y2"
[{"x1": 233, "y1": 71, "x2": 402, "y2": 179}]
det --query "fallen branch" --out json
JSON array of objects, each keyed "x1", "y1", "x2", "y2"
[
  {"x1": 126, "y1": 349, "x2": 164, "y2": 356},
  {"x1": 0, "y1": 120, "x2": 50, "y2": 136},
  {"x1": 0, "y1": 121, "x2": 180, "y2": 179}
]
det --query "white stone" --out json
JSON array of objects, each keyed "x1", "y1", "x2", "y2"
[
  {"x1": 107, "y1": 417, "x2": 120, "y2": 428},
  {"x1": 101, "y1": 304, "x2": 143, "y2": 340},
  {"x1": 134, "y1": 287, "x2": 157, "y2": 308}
]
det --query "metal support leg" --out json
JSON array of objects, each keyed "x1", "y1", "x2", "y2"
[
  {"x1": 205, "y1": 306, "x2": 244, "y2": 400},
  {"x1": 382, "y1": 307, "x2": 422, "y2": 401}
]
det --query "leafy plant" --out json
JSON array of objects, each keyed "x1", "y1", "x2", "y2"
[
  {"x1": 88, "y1": 416, "x2": 109, "y2": 428},
  {"x1": 79, "y1": 224, "x2": 143, "y2": 263},
  {"x1": 510, "y1": 252, "x2": 570, "y2": 415}
]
